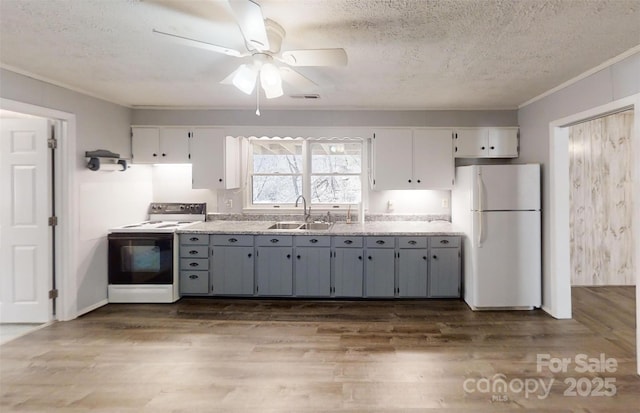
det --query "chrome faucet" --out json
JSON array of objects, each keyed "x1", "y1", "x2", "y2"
[{"x1": 295, "y1": 195, "x2": 311, "y2": 222}]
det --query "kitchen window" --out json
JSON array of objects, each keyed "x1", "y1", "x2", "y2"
[{"x1": 248, "y1": 138, "x2": 362, "y2": 209}]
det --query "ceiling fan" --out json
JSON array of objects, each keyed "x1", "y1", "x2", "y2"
[{"x1": 152, "y1": 0, "x2": 347, "y2": 108}]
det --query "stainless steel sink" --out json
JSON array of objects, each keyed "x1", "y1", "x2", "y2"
[
  {"x1": 299, "y1": 222, "x2": 333, "y2": 230},
  {"x1": 267, "y1": 222, "x2": 304, "y2": 230}
]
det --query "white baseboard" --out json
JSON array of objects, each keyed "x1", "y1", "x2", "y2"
[{"x1": 76, "y1": 299, "x2": 108, "y2": 318}]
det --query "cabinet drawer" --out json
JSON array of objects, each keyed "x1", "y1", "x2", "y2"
[
  {"x1": 180, "y1": 258, "x2": 208, "y2": 271},
  {"x1": 397, "y1": 237, "x2": 428, "y2": 249},
  {"x1": 180, "y1": 271, "x2": 209, "y2": 295},
  {"x1": 365, "y1": 237, "x2": 395, "y2": 248},
  {"x1": 333, "y1": 236, "x2": 363, "y2": 248},
  {"x1": 430, "y1": 236, "x2": 460, "y2": 248},
  {"x1": 211, "y1": 234, "x2": 254, "y2": 246},
  {"x1": 180, "y1": 234, "x2": 209, "y2": 245},
  {"x1": 294, "y1": 236, "x2": 331, "y2": 247},
  {"x1": 179, "y1": 245, "x2": 209, "y2": 258},
  {"x1": 256, "y1": 235, "x2": 293, "y2": 247}
]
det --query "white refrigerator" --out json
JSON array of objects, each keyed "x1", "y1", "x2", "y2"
[{"x1": 452, "y1": 164, "x2": 541, "y2": 310}]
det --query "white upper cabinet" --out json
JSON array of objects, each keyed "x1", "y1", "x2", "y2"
[
  {"x1": 371, "y1": 128, "x2": 454, "y2": 190},
  {"x1": 454, "y1": 127, "x2": 519, "y2": 158},
  {"x1": 190, "y1": 128, "x2": 240, "y2": 189},
  {"x1": 131, "y1": 127, "x2": 190, "y2": 163}
]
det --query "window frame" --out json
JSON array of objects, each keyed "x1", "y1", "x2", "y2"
[{"x1": 245, "y1": 137, "x2": 364, "y2": 211}]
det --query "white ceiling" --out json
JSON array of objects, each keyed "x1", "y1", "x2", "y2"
[{"x1": 1, "y1": 0, "x2": 639, "y2": 110}]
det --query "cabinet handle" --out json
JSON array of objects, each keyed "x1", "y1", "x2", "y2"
[
  {"x1": 189, "y1": 262, "x2": 199, "y2": 267},
  {"x1": 417, "y1": 179, "x2": 421, "y2": 183},
  {"x1": 270, "y1": 239, "x2": 280, "y2": 243},
  {"x1": 368, "y1": 256, "x2": 372, "y2": 260},
  {"x1": 248, "y1": 253, "x2": 252, "y2": 258},
  {"x1": 433, "y1": 255, "x2": 437, "y2": 259},
  {"x1": 296, "y1": 255, "x2": 301, "y2": 259},
  {"x1": 228, "y1": 238, "x2": 238, "y2": 243},
  {"x1": 481, "y1": 146, "x2": 486, "y2": 150},
  {"x1": 344, "y1": 240, "x2": 353, "y2": 245},
  {"x1": 376, "y1": 240, "x2": 385, "y2": 245},
  {"x1": 408, "y1": 179, "x2": 412, "y2": 183},
  {"x1": 408, "y1": 240, "x2": 417, "y2": 245},
  {"x1": 310, "y1": 239, "x2": 318, "y2": 244},
  {"x1": 286, "y1": 254, "x2": 291, "y2": 259},
  {"x1": 189, "y1": 237, "x2": 199, "y2": 242},
  {"x1": 162, "y1": 153, "x2": 166, "y2": 157},
  {"x1": 219, "y1": 178, "x2": 223, "y2": 182},
  {"x1": 358, "y1": 256, "x2": 362, "y2": 260},
  {"x1": 188, "y1": 274, "x2": 198, "y2": 280},
  {"x1": 152, "y1": 153, "x2": 157, "y2": 157},
  {"x1": 440, "y1": 239, "x2": 450, "y2": 244},
  {"x1": 423, "y1": 256, "x2": 427, "y2": 260},
  {"x1": 189, "y1": 250, "x2": 198, "y2": 255},
  {"x1": 490, "y1": 146, "x2": 495, "y2": 150}
]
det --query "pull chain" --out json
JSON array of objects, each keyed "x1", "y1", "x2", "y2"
[{"x1": 255, "y1": 87, "x2": 261, "y2": 116}]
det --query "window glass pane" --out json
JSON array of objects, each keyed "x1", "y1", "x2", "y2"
[
  {"x1": 252, "y1": 141, "x2": 303, "y2": 174},
  {"x1": 252, "y1": 175, "x2": 302, "y2": 204},
  {"x1": 311, "y1": 142, "x2": 361, "y2": 173},
  {"x1": 311, "y1": 176, "x2": 361, "y2": 203}
]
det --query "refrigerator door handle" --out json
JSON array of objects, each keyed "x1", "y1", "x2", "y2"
[{"x1": 477, "y1": 172, "x2": 484, "y2": 247}]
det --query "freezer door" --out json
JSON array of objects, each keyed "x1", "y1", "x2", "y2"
[
  {"x1": 471, "y1": 164, "x2": 540, "y2": 211},
  {"x1": 470, "y1": 210, "x2": 541, "y2": 308}
]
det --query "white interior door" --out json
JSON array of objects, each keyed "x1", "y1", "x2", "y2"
[{"x1": 0, "y1": 118, "x2": 52, "y2": 323}]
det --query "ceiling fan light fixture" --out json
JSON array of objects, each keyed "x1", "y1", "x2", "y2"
[
  {"x1": 260, "y1": 63, "x2": 283, "y2": 98},
  {"x1": 232, "y1": 64, "x2": 258, "y2": 95}
]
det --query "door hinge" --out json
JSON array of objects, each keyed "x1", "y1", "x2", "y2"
[
  {"x1": 48, "y1": 216, "x2": 58, "y2": 226},
  {"x1": 48, "y1": 138, "x2": 57, "y2": 149},
  {"x1": 49, "y1": 289, "x2": 58, "y2": 299}
]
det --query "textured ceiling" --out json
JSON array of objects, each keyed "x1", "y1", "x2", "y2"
[{"x1": 1, "y1": 0, "x2": 639, "y2": 110}]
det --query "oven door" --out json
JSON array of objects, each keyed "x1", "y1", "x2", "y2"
[{"x1": 108, "y1": 232, "x2": 174, "y2": 284}]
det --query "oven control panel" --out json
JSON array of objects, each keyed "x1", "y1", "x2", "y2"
[{"x1": 148, "y1": 203, "x2": 206, "y2": 215}]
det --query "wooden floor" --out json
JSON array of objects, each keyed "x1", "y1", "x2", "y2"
[{"x1": 1, "y1": 287, "x2": 638, "y2": 412}]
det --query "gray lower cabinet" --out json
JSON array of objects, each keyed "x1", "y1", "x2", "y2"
[
  {"x1": 210, "y1": 235, "x2": 254, "y2": 295},
  {"x1": 365, "y1": 237, "x2": 395, "y2": 297},
  {"x1": 179, "y1": 234, "x2": 210, "y2": 295},
  {"x1": 428, "y1": 237, "x2": 461, "y2": 298},
  {"x1": 256, "y1": 235, "x2": 293, "y2": 296},
  {"x1": 294, "y1": 236, "x2": 331, "y2": 297},
  {"x1": 397, "y1": 237, "x2": 428, "y2": 297},
  {"x1": 332, "y1": 236, "x2": 364, "y2": 297}
]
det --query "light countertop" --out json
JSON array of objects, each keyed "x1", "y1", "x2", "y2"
[{"x1": 178, "y1": 220, "x2": 463, "y2": 236}]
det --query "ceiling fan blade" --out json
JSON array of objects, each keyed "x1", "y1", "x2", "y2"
[
  {"x1": 228, "y1": 0, "x2": 270, "y2": 51},
  {"x1": 281, "y1": 49, "x2": 348, "y2": 67},
  {"x1": 152, "y1": 29, "x2": 246, "y2": 58},
  {"x1": 279, "y1": 67, "x2": 318, "y2": 91}
]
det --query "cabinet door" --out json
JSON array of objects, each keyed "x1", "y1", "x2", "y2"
[
  {"x1": 159, "y1": 128, "x2": 190, "y2": 163},
  {"x1": 131, "y1": 127, "x2": 160, "y2": 163},
  {"x1": 294, "y1": 247, "x2": 331, "y2": 297},
  {"x1": 333, "y1": 248, "x2": 364, "y2": 297},
  {"x1": 428, "y1": 248, "x2": 461, "y2": 298},
  {"x1": 365, "y1": 249, "x2": 395, "y2": 297},
  {"x1": 454, "y1": 128, "x2": 488, "y2": 158},
  {"x1": 488, "y1": 128, "x2": 519, "y2": 158},
  {"x1": 397, "y1": 249, "x2": 428, "y2": 297},
  {"x1": 180, "y1": 271, "x2": 209, "y2": 295},
  {"x1": 413, "y1": 129, "x2": 454, "y2": 189},
  {"x1": 211, "y1": 246, "x2": 254, "y2": 295},
  {"x1": 191, "y1": 129, "x2": 240, "y2": 189},
  {"x1": 256, "y1": 247, "x2": 293, "y2": 296},
  {"x1": 372, "y1": 129, "x2": 413, "y2": 190}
]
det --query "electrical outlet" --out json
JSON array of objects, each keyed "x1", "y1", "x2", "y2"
[
  {"x1": 225, "y1": 199, "x2": 233, "y2": 208},
  {"x1": 441, "y1": 198, "x2": 449, "y2": 208}
]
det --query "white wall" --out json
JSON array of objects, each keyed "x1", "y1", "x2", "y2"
[
  {"x1": 151, "y1": 164, "x2": 217, "y2": 210},
  {"x1": 0, "y1": 68, "x2": 150, "y2": 315},
  {"x1": 518, "y1": 50, "x2": 639, "y2": 318}
]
